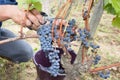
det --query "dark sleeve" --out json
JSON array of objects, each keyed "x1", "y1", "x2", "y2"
[
  {"x1": 0, "y1": 0, "x2": 17, "y2": 5},
  {"x1": 0, "y1": 0, "x2": 17, "y2": 27},
  {"x1": 0, "y1": 22, "x2": 2, "y2": 27}
]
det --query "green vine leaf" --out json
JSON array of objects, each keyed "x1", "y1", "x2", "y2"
[
  {"x1": 104, "y1": 3, "x2": 116, "y2": 15},
  {"x1": 104, "y1": 0, "x2": 120, "y2": 29},
  {"x1": 31, "y1": 1, "x2": 42, "y2": 11},
  {"x1": 104, "y1": 0, "x2": 109, "y2": 6},
  {"x1": 104, "y1": 0, "x2": 116, "y2": 15},
  {"x1": 111, "y1": 0, "x2": 120, "y2": 16},
  {"x1": 112, "y1": 16, "x2": 120, "y2": 28},
  {"x1": 17, "y1": 0, "x2": 42, "y2": 11}
]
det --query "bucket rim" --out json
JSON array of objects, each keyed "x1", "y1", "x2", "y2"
[{"x1": 33, "y1": 53, "x2": 38, "y2": 66}]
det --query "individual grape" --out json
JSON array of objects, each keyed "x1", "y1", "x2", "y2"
[
  {"x1": 77, "y1": 28, "x2": 100, "y2": 49},
  {"x1": 95, "y1": 55, "x2": 101, "y2": 60}
]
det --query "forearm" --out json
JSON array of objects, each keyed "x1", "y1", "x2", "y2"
[
  {"x1": 0, "y1": 5, "x2": 43, "y2": 30},
  {"x1": 0, "y1": 5, "x2": 17, "y2": 21}
]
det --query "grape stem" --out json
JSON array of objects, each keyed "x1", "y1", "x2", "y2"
[{"x1": 81, "y1": 0, "x2": 94, "y2": 64}]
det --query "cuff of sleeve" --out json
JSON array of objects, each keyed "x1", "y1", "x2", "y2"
[
  {"x1": 0, "y1": 1, "x2": 17, "y2": 5},
  {"x1": 0, "y1": 22, "x2": 2, "y2": 27}
]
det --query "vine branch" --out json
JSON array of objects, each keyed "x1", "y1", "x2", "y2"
[{"x1": 0, "y1": 34, "x2": 39, "y2": 45}]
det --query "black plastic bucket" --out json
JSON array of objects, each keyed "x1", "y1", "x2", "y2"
[{"x1": 33, "y1": 48, "x2": 66, "y2": 80}]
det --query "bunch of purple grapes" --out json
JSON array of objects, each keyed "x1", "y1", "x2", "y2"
[
  {"x1": 37, "y1": 18, "x2": 102, "y2": 77},
  {"x1": 37, "y1": 19, "x2": 78, "y2": 76},
  {"x1": 37, "y1": 20, "x2": 62, "y2": 77},
  {"x1": 78, "y1": 29, "x2": 100, "y2": 49},
  {"x1": 47, "y1": 50, "x2": 61, "y2": 76},
  {"x1": 63, "y1": 19, "x2": 76, "y2": 42},
  {"x1": 93, "y1": 55, "x2": 101, "y2": 65},
  {"x1": 63, "y1": 19, "x2": 77, "y2": 50},
  {"x1": 99, "y1": 71, "x2": 110, "y2": 79}
]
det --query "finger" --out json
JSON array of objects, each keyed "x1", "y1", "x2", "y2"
[
  {"x1": 31, "y1": 9, "x2": 44, "y2": 24},
  {"x1": 26, "y1": 19, "x2": 32, "y2": 27},
  {"x1": 27, "y1": 12, "x2": 40, "y2": 27},
  {"x1": 20, "y1": 18, "x2": 32, "y2": 27},
  {"x1": 31, "y1": 24, "x2": 39, "y2": 31}
]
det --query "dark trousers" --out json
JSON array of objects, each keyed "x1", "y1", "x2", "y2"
[{"x1": 0, "y1": 28, "x2": 33, "y2": 63}]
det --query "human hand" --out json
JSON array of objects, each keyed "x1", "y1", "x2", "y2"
[
  {"x1": 7, "y1": 5, "x2": 44, "y2": 30},
  {"x1": 1, "y1": 5, "x2": 68, "y2": 30}
]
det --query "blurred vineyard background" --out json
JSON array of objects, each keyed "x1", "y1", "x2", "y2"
[{"x1": 0, "y1": 0, "x2": 120, "y2": 80}]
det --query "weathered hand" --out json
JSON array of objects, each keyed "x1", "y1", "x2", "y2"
[
  {"x1": 2, "y1": 5, "x2": 44, "y2": 30},
  {"x1": 0, "y1": 5, "x2": 68, "y2": 30}
]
